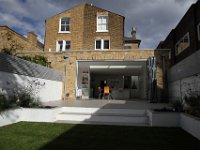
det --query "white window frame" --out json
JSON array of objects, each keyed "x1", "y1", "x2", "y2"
[
  {"x1": 56, "y1": 40, "x2": 70, "y2": 52},
  {"x1": 96, "y1": 15, "x2": 108, "y2": 32},
  {"x1": 95, "y1": 39, "x2": 110, "y2": 50},
  {"x1": 58, "y1": 17, "x2": 70, "y2": 33},
  {"x1": 197, "y1": 23, "x2": 200, "y2": 41},
  {"x1": 175, "y1": 32, "x2": 190, "y2": 56},
  {"x1": 56, "y1": 41, "x2": 63, "y2": 52}
]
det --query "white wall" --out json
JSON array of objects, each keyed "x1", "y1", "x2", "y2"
[
  {"x1": 168, "y1": 80, "x2": 181, "y2": 101},
  {"x1": 169, "y1": 74, "x2": 200, "y2": 101},
  {"x1": 168, "y1": 49, "x2": 200, "y2": 101},
  {"x1": 148, "y1": 111, "x2": 200, "y2": 140},
  {"x1": 0, "y1": 71, "x2": 63, "y2": 102},
  {"x1": 0, "y1": 108, "x2": 62, "y2": 127},
  {"x1": 180, "y1": 113, "x2": 200, "y2": 140},
  {"x1": 148, "y1": 110, "x2": 180, "y2": 127}
]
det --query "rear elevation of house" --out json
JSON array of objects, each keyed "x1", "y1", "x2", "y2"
[
  {"x1": 157, "y1": 0, "x2": 200, "y2": 101},
  {"x1": 44, "y1": 3, "x2": 140, "y2": 52},
  {"x1": 43, "y1": 3, "x2": 168, "y2": 101}
]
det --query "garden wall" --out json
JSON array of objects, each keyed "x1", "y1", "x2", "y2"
[
  {"x1": 0, "y1": 108, "x2": 62, "y2": 127},
  {"x1": 0, "y1": 71, "x2": 63, "y2": 102},
  {"x1": 148, "y1": 110, "x2": 200, "y2": 140},
  {"x1": 0, "y1": 53, "x2": 63, "y2": 102},
  {"x1": 168, "y1": 49, "x2": 200, "y2": 101}
]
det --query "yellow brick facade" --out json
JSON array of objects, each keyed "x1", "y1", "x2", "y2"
[
  {"x1": 0, "y1": 26, "x2": 43, "y2": 52},
  {"x1": 16, "y1": 3, "x2": 169, "y2": 102},
  {"x1": 17, "y1": 49, "x2": 169, "y2": 101},
  {"x1": 44, "y1": 3, "x2": 124, "y2": 51}
]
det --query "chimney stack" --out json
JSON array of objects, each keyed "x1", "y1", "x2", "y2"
[
  {"x1": 27, "y1": 32, "x2": 37, "y2": 46},
  {"x1": 131, "y1": 26, "x2": 136, "y2": 39}
]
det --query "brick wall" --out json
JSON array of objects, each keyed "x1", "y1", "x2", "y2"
[
  {"x1": 0, "y1": 26, "x2": 43, "y2": 52},
  {"x1": 18, "y1": 50, "x2": 169, "y2": 101},
  {"x1": 159, "y1": 1, "x2": 200, "y2": 66},
  {"x1": 44, "y1": 3, "x2": 124, "y2": 51}
]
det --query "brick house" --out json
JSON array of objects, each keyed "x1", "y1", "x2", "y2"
[
  {"x1": 42, "y1": 3, "x2": 168, "y2": 101},
  {"x1": 157, "y1": 0, "x2": 200, "y2": 101},
  {"x1": 0, "y1": 26, "x2": 43, "y2": 52},
  {"x1": 44, "y1": 3, "x2": 140, "y2": 52}
]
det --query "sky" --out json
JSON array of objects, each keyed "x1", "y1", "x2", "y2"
[{"x1": 0, "y1": 0, "x2": 198, "y2": 48}]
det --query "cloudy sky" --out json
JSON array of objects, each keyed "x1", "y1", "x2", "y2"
[{"x1": 0, "y1": 0, "x2": 197, "y2": 48}]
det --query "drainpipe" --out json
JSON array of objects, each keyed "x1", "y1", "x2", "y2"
[{"x1": 63, "y1": 55, "x2": 70, "y2": 101}]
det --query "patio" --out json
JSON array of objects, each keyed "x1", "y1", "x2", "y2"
[{"x1": 42, "y1": 99, "x2": 169, "y2": 109}]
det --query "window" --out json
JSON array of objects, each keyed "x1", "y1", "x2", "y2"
[
  {"x1": 95, "y1": 39, "x2": 110, "y2": 50},
  {"x1": 57, "y1": 41, "x2": 63, "y2": 52},
  {"x1": 175, "y1": 33, "x2": 190, "y2": 55},
  {"x1": 96, "y1": 40, "x2": 101, "y2": 49},
  {"x1": 104, "y1": 40, "x2": 109, "y2": 49},
  {"x1": 59, "y1": 17, "x2": 70, "y2": 33},
  {"x1": 197, "y1": 23, "x2": 200, "y2": 41},
  {"x1": 65, "y1": 41, "x2": 70, "y2": 50},
  {"x1": 97, "y1": 16, "x2": 108, "y2": 32},
  {"x1": 56, "y1": 40, "x2": 70, "y2": 52}
]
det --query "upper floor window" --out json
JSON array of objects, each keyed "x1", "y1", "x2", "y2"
[
  {"x1": 95, "y1": 39, "x2": 110, "y2": 50},
  {"x1": 59, "y1": 17, "x2": 70, "y2": 33},
  {"x1": 97, "y1": 16, "x2": 108, "y2": 32},
  {"x1": 56, "y1": 40, "x2": 70, "y2": 52},
  {"x1": 197, "y1": 23, "x2": 200, "y2": 41},
  {"x1": 175, "y1": 32, "x2": 190, "y2": 56}
]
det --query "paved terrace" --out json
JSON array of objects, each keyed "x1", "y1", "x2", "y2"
[{"x1": 43, "y1": 99, "x2": 169, "y2": 109}]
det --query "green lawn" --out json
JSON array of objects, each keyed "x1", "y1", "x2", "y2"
[{"x1": 0, "y1": 122, "x2": 200, "y2": 150}]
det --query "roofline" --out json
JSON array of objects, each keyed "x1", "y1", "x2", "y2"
[
  {"x1": 46, "y1": 2, "x2": 125, "y2": 21},
  {"x1": 124, "y1": 39, "x2": 141, "y2": 43},
  {"x1": 0, "y1": 25, "x2": 27, "y2": 41},
  {"x1": 174, "y1": 3, "x2": 196, "y2": 31},
  {"x1": 162, "y1": 1, "x2": 197, "y2": 42},
  {"x1": 0, "y1": 25, "x2": 44, "y2": 48},
  {"x1": 16, "y1": 49, "x2": 170, "y2": 55}
]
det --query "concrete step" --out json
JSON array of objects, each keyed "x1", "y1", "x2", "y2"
[
  {"x1": 61, "y1": 107, "x2": 146, "y2": 116},
  {"x1": 59, "y1": 112, "x2": 146, "y2": 117},
  {"x1": 55, "y1": 120, "x2": 149, "y2": 127},
  {"x1": 56, "y1": 107, "x2": 149, "y2": 126},
  {"x1": 57, "y1": 113, "x2": 148, "y2": 124}
]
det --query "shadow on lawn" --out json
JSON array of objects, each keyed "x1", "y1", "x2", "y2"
[
  {"x1": 38, "y1": 100, "x2": 200, "y2": 150},
  {"x1": 39, "y1": 123, "x2": 200, "y2": 150}
]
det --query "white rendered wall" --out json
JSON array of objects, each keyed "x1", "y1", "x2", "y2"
[
  {"x1": 180, "y1": 113, "x2": 200, "y2": 140},
  {"x1": 168, "y1": 74, "x2": 200, "y2": 101},
  {"x1": 0, "y1": 71, "x2": 62, "y2": 102},
  {"x1": 168, "y1": 49, "x2": 200, "y2": 101},
  {"x1": 0, "y1": 108, "x2": 62, "y2": 127}
]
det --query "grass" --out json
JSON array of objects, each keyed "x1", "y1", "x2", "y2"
[{"x1": 0, "y1": 122, "x2": 200, "y2": 150}]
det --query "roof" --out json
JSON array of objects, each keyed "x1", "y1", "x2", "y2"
[
  {"x1": 46, "y1": 3, "x2": 125, "y2": 20},
  {"x1": 0, "y1": 53, "x2": 63, "y2": 81}
]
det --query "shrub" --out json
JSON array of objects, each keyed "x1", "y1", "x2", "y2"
[
  {"x1": 16, "y1": 92, "x2": 40, "y2": 108},
  {"x1": 18, "y1": 55, "x2": 49, "y2": 67},
  {"x1": 0, "y1": 79, "x2": 44, "y2": 111},
  {"x1": 0, "y1": 94, "x2": 16, "y2": 112},
  {"x1": 184, "y1": 94, "x2": 200, "y2": 117},
  {"x1": 171, "y1": 100, "x2": 184, "y2": 112}
]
